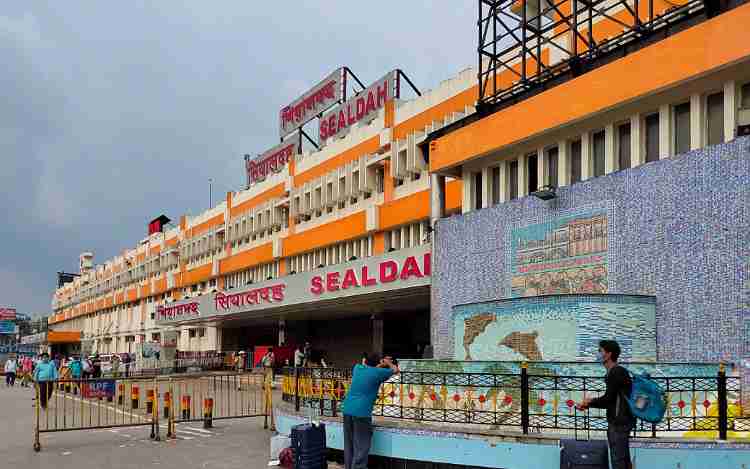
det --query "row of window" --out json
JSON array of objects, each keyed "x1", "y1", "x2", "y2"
[
  {"x1": 472, "y1": 82, "x2": 750, "y2": 209},
  {"x1": 224, "y1": 262, "x2": 280, "y2": 289},
  {"x1": 385, "y1": 220, "x2": 431, "y2": 252},
  {"x1": 287, "y1": 236, "x2": 373, "y2": 274}
]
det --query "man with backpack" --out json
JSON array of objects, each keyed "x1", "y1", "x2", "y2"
[{"x1": 577, "y1": 340, "x2": 635, "y2": 469}]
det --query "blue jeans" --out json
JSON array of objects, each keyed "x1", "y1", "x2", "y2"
[{"x1": 344, "y1": 415, "x2": 373, "y2": 469}]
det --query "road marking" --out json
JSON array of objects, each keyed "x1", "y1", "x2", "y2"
[
  {"x1": 177, "y1": 428, "x2": 210, "y2": 438},
  {"x1": 184, "y1": 426, "x2": 212, "y2": 434}
]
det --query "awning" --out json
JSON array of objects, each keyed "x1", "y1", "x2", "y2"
[{"x1": 47, "y1": 330, "x2": 82, "y2": 344}]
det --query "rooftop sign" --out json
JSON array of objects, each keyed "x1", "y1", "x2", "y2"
[
  {"x1": 245, "y1": 140, "x2": 298, "y2": 186},
  {"x1": 279, "y1": 68, "x2": 344, "y2": 139}
]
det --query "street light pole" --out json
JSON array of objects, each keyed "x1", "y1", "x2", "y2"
[{"x1": 209, "y1": 178, "x2": 213, "y2": 208}]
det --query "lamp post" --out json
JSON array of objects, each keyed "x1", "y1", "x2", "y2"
[{"x1": 209, "y1": 178, "x2": 213, "y2": 208}]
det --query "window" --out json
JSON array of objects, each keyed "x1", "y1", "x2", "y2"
[
  {"x1": 674, "y1": 102, "x2": 691, "y2": 155},
  {"x1": 742, "y1": 82, "x2": 750, "y2": 108},
  {"x1": 526, "y1": 152, "x2": 538, "y2": 193},
  {"x1": 546, "y1": 147, "x2": 558, "y2": 188},
  {"x1": 198, "y1": 328, "x2": 206, "y2": 338},
  {"x1": 645, "y1": 113, "x2": 660, "y2": 162},
  {"x1": 570, "y1": 140, "x2": 582, "y2": 184},
  {"x1": 508, "y1": 160, "x2": 519, "y2": 200},
  {"x1": 491, "y1": 166, "x2": 501, "y2": 205},
  {"x1": 375, "y1": 167, "x2": 385, "y2": 193},
  {"x1": 592, "y1": 130, "x2": 605, "y2": 177},
  {"x1": 189, "y1": 329, "x2": 197, "y2": 338},
  {"x1": 617, "y1": 122, "x2": 631, "y2": 170},
  {"x1": 473, "y1": 171, "x2": 482, "y2": 210},
  {"x1": 151, "y1": 333, "x2": 160, "y2": 342},
  {"x1": 706, "y1": 92, "x2": 724, "y2": 145}
]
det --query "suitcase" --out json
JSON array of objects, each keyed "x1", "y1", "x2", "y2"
[
  {"x1": 291, "y1": 422, "x2": 327, "y2": 469},
  {"x1": 560, "y1": 409, "x2": 609, "y2": 469}
]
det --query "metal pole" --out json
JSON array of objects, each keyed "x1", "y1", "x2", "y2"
[
  {"x1": 521, "y1": 362, "x2": 530, "y2": 435},
  {"x1": 209, "y1": 178, "x2": 213, "y2": 209},
  {"x1": 717, "y1": 363, "x2": 728, "y2": 440},
  {"x1": 33, "y1": 382, "x2": 41, "y2": 452},
  {"x1": 295, "y1": 367, "x2": 301, "y2": 412}
]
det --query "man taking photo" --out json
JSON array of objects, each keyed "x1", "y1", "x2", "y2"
[
  {"x1": 577, "y1": 340, "x2": 635, "y2": 469},
  {"x1": 342, "y1": 354, "x2": 399, "y2": 469}
]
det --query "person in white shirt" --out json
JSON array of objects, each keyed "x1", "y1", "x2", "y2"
[
  {"x1": 294, "y1": 347, "x2": 304, "y2": 368},
  {"x1": 4, "y1": 357, "x2": 18, "y2": 387}
]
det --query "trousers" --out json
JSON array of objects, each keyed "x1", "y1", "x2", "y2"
[
  {"x1": 38, "y1": 381, "x2": 54, "y2": 409},
  {"x1": 607, "y1": 423, "x2": 633, "y2": 469},
  {"x1": 344, "y1": 415, "x2": 373, "y2": 469}
]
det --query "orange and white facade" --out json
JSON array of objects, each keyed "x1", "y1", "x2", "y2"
[{"x1": 48, "y1": 67, "x2": 474, "y2": 363}]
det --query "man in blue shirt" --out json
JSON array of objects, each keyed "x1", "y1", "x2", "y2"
[
  {"x1": 342, "y1": 354, "x2": 399, "y2": 469},
  {"x1": 33, "y1": 353, "x2": 59, "y2": 410}
]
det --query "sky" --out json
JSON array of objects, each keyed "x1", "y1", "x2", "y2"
[{"x1": 0, "y1": 2, "x2": 476, "y2": 317}]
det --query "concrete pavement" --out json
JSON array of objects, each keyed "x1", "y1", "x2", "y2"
[{"x1": 0, "y1": 382, "x2": 273, "y2": 469}]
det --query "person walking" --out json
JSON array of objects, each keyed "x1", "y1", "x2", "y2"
[
  {"x1": 4, "y1": 356, "x2": 18, "y2": 387},
  {"x1": 577, "y1": 340, "x2": 635, "y2": 469},
  {"x1": 261, "y1": 348, "x2": 275, "y2": 383},
  {"x1": 68, "y1": 356, "x2": 83, "y2": 380},
  {"x1": 20, "y1": 356, "x2": 34, "y2": 387},
  {"x1": 342, "y1": 354, "x2": 399, "y2": 469},
  {"x1": 33, "y1": 353, "x2": 58, "y2": 410}
]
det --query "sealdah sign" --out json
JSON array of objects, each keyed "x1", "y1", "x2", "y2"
[{"x1": 310, "y1": 253, "x2": 430, "y2": 295}]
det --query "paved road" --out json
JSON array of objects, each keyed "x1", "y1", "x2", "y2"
[{"x1": 0, "y1": 383, "x2": 273, "y2": 469}]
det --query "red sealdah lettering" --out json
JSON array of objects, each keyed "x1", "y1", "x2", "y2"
[
  {"x1": 326, "y1": 272, "x2": 340, "y2": 291},
  {"x1": 341, "y1": 269, "x2": 359, "y2": 289},
  {"x1": 379, "y1": 260, "x2": 398, "y2": 283},
  {"x1": 310, "y1": 276, "x2": 323, "y2": 295}
]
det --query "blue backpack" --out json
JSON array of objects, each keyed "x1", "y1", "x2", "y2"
[{"x1": 624, "y1": 372, "x2": 667, "y2": 423}]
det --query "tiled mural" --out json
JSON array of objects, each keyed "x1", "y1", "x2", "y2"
[
  {"x1": 509, "y1": 210, "x2": 608, "y2": 297},
  {"x1": 432, "y1": 137, "x2": 750, "y2": 364},
  {"x1": 453, "y1": 294, "x2": 656, "y2": 362}
]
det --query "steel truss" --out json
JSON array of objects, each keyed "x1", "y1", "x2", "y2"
[{"x1": 478, "y1": 0, "x2": 712, "y2": 108}]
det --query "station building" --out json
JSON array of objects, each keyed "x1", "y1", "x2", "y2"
[{"x1": 49, "y1": 0, "x2": 750, "y2": 390}]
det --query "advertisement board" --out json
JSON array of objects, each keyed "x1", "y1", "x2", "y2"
[
  {"x1": 0, "y1": 307, "x2": 17, "y2": 320},
  {"x1": 0, "y1": 321, "x2": 15, "y2": 335},
  {"x1": 82, "y1": 380, "x2": 116, "y2": 399},
  {"x1": 319, "y1": 71, "x2": 398, "y2": 142},
  {"x1": 279, "y1": 68, "x2": 344, "y2": 139}
]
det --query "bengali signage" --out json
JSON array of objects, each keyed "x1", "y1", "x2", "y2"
[
  {"x1": 245, "y1": 140, "x2": 298, "y2": 186},
  {"x1": 0, "y1": 307, "x2": 16, "y2": 320},
  {"x1": 157, "y1": 301, "x2": 200, "y2": 321},
  {"x1": 279, "y1": 68, "x2": 344, "y2": 139},
  {"x1": 319, "y1": 71, "x2": 398, "y2": 142},
  {"x1": 156, "y1": 245, "x2": 431, "y2": 324}
]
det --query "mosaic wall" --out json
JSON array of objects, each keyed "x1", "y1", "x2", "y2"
[
  {"x1": 432, "y1": 137, "x2": 750, "y2": 363},
  {"x1": 453, "y1": 294, "x2": 656, "y2": 362},
  {"x1": 510, "y1": 210, "x2": 608, "y2": 297}
]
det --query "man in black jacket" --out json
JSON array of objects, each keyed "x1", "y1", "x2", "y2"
[{"x1": 577, "y1": 340, "x2": 635, "y2": 469}]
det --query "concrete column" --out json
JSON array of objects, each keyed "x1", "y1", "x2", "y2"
[
  {"x1": 430, "y1": 173, "x2": 445, "y2": 226},
  {"x1": 481, "y1": 167, "x2": 491, "y2": 208},
  {"x1": 558, "y1": 140, "x2": 569, "y2": 187},
  {"x1": 499, "y1": 161, "x2": 509, "y2": 203},
  {"x1": 371, "y1": 315, "x2": 383, "y2": 356},
  {"x1": 724, "y1": 80, "x2": 737, "y2": 142},
  {"x1": 581, "y1": 131, "x2": 592, "y2": 180},
  {"x1": 690, "y1": 93, "x2": 705, "y2": 151},
  {"x1": 517, "y1": 153, "x2": 528, "y2": 197},
  {"x1": 659, "y1": 104, "x2": 672, "y2": 159},
  {"x1": 461, "y1": 168, "x2": 472, "y2": 214},
  {"x1": 537, "y1": 148, "x2": 546, "y2": 188},
  {"x1": 604, "y1": 124, "x2": 616, "y2": 173},
  {"x1": 630, "y1": 114, "x2": 644, "y2": 167}
]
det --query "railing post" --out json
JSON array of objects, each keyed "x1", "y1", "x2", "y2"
[
  {"x1": 521, "y1": 362, "x2": 530, "y2": 435},
  {"x1": 717, "y1": 363, "x2": 728, "y2": 440},
  {"x1": 295, "y1": 367, "x2": 301, "y2": 412}
]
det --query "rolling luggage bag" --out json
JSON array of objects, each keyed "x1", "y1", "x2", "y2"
[
  {"x1": 291, "y1": 422, "x2": 327, "y2": 469},
  {"x1": 560, "y1": 409, "x2": 608, "y2": 469}
]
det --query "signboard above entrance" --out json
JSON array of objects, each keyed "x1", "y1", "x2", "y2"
[
  {"x1": 156, "y1": 244, "x2": 431, "y2": 325},
  {"x1": 279, "y1": 68, "x2": 344, "y2": 139}
]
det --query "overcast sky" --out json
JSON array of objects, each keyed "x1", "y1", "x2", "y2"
[{"x1": 1, "y1": 2, "x2": 476, "y2": 316}]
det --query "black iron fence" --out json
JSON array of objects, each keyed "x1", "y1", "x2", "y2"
[{"x1": 281, "y1": 365, "x2": 747, "y2": 440}]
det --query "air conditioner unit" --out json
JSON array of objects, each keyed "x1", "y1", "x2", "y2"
[{"x1": 324, "y1": 172, "x2": 337, "y2": 207}]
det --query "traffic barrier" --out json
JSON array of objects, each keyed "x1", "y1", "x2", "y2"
[
  {"x1": 32, "y1": 372, "x2": 272, "y2": 452},
  {"x1": 131, "y1": 385, "x2": 139, "y2": 409}
]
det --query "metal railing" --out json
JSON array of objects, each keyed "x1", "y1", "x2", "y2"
[
  {"x1": 33, "y1": 371, "x2": 274, "y2": 452},
  {"x1": 281, "y1": 365, "x2": 747, "y2": 440}
]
